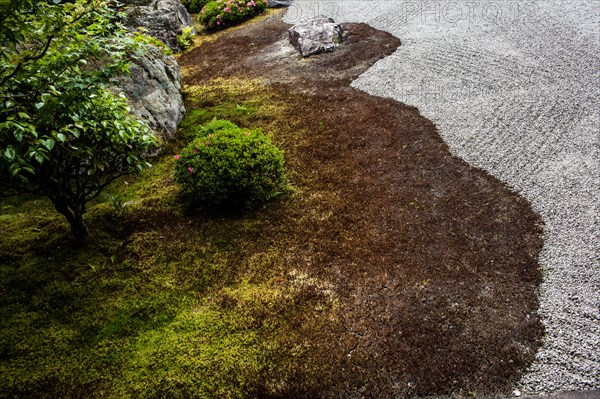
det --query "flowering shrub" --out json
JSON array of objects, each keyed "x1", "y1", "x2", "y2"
[
  {"x1": 199, "y1": 0, "x2": 267, "y2": 30},
  {"x1": 174, "y1": 119, "x2": 287, "y2": 206}
]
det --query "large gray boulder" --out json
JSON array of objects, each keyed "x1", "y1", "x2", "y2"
[
  {"x1": 113, "y1": 45, "x2": 185, "y2": 141},
  {"x1": 288, "y1": 16, "x2": 344, "y2": 57},
  {"x1": 121, "y1": 0, "x2": 196, "y2": 51}
]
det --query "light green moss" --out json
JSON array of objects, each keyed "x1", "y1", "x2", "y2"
[{"x1": 0, "y1": 69, "x2": 336, "y2": 398}]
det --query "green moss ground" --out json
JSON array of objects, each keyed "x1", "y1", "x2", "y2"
[{"x1": 0, "y1": 68, "x2": 330, "y2": 398}]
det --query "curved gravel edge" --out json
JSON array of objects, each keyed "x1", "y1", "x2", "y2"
[{"x1": 285, "y1": 0, "x2": 600, "y2": 394}]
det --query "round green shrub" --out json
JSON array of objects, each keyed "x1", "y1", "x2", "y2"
[
  {"x1": 199, "y1": 0, "x2": 267, "y2": 30},
  {"x1": 174, "y1": 119, "x2": 287, "y2": 206}
]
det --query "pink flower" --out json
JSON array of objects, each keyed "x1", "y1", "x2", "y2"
[
  {"x1": 206, "y1": 140, "x2": 211, "y2": 145},
  {"x1": 188, "y1": 167, "x2": 194, "y2": 173},
  {"x1": 247, "y1": 0, "x2": 255, "y2": 6},
  {"x1": 209, "y1": 134, "x2": 214, "y2": 138},
  {"x1": 173, "y1": 155, "x2": 180, "y2": 160},
  {"x1": 217, "y1": 21, "x2": 221, "y2": 25},
  {"x1": 224, "y1": 6, "x2": 231, "y2": 12},
  {"x1": 245, "y1": 131, "x2": 251, "y2": 136}
]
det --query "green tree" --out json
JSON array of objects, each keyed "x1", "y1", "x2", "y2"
[{"x1": 0, "y1": 0, "x2": 157, "y2": 242}]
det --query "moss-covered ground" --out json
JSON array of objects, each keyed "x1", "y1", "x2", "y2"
[
  {"x1": 0, "y1": 11, "x2": 544, "y2": 399},
  {"x1": 0, "y1": 69, "x2": 334, "y2": 398}
]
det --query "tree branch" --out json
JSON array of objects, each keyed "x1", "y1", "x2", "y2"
[{"x1": 0, "y1": 33, "x2": 54, "y2": 87}]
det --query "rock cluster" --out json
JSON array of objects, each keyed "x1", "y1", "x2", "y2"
[
  {"x1": 288, "y1": 16, "x2": 344, "y2": 57},
  {"x1": 111, "y1": 0, "x2": 191, "y2": 141}
]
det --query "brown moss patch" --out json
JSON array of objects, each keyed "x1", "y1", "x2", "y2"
[{"x1": 178, "y1": 11, "x2": 544, "y2": 398}]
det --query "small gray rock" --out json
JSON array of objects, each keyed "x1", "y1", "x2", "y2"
[
  {"x1": 288, "y1": 16, "x2": 344, "y2": 57},
  {"x1": 121, "y1": 0, "x2": 196, "y2": 52},
  {"x1": 267, "y1": 0, "x2": 291, "y2": 7},
  {"x1": 112, "y1": 45, "x2": 185, "y2": 141}
]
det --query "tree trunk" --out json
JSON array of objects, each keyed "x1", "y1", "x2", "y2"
[{"x1": 53, "y1": 200, "x2": 89, "y2": 243}]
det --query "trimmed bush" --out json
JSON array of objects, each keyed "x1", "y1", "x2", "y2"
[
  {"x1": 174, "y1": 119, "x2": 287, "y2": 206},
  {"x1": 199, "y1": 0, "x2": 267, "y2": 30}
]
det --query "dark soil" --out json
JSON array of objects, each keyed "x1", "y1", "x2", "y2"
[{"x1": 179, "y1": 11, "x2": 544, "y2": 398}]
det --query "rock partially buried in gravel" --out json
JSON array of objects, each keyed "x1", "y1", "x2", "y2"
[
  {"x1": 288, "y1": 16, "x2": 344, "y2": 57},
  {"x1": 267, "y1": 0, "x2": 291, "y2": 7}
]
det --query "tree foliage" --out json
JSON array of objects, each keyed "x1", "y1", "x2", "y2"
[{"x1": 0, "y1": 0, "x2": 157, "y2": 242}]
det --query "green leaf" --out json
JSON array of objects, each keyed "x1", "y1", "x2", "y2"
[
  {"x1": 42, "y1": 138, "x2": 55, "y2": 151},
  {"x1": 57, "y1": 133, "x2": 66, "y2": 142},
  {"x1": 34, "y1": 152, "x2": 44, "y2": 164},
  {"x1": 4, "y1": 147, "x2": 16, "y2": 160},
  {"x1": 18, "y1": 112, "x2": 30, "y2": 119}
]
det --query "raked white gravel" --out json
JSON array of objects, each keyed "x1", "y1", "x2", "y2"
[{"x1": 285, "y1": 0, "x2": 600, "y2": 394}]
